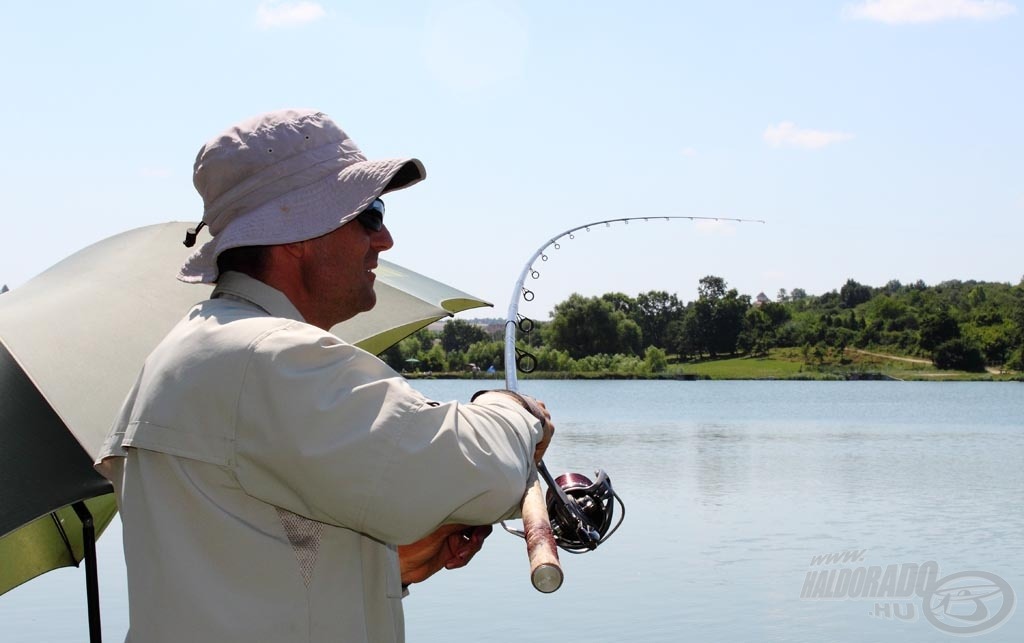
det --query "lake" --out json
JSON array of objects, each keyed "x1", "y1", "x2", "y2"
[{"x1": 2, "y1": 381, "x2": 1021, "y2": 641}]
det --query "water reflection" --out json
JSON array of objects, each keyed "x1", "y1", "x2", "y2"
[{"x1": 693, "y1": 424, "x2": 753, "y2": 503}]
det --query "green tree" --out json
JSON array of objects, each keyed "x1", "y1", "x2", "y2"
[
  {"x1": 693, "y1": 276, "x2": 750, "y2": 357},
  {"x1": 666, "y1": 314, "x2": 699, "y2": 360},
  {"x1": 698, "y1": 275, "x2": 727, "y2": 300},
  {"x1": 839, "y1": 278, "x2": 873, "y2": 309},
  {"x1": 601, "y1": 292, "x2": 636, "y2": 315},
  {"x1": 933, "y1": 339, "x2": 985, "y2": 372},
  {"x1": 787, "y1": 288, "x2": 810, "y2": 312},
  {"x1": 420, "y1": 342, "x2": 448, "y2": 372},
  {"x1": 864, "y1": 295, "x2": 907, "y2": 327},
  {"x1": 632, "y1": 290, "x2": 684, "y2": 348},
  {"x1": 446, "y1": 349, "x2": 468, "y2": 372},
  {"x1": 441, "y1": 319, "x2": 490, "y2": 353},
  {"x1": 465, "y1": 340, "x2": 504, "y2": 372},
  {"x1": 545, "y1": 293, "x2": 638, "y2": 358},
  {"x1": 379, "y1": 335, "x2": 427, "y2": 372},
  {"x1": 976, "y1": 329, "x2": 1011, "y2": 368},
  {"x1": 643, "y1": 346, "x2": 668, "y2": 373},
  {"x1": 408, "y1": 328, "x2": 435, "y2": 352},
  {"x1": 378, "y1": 342, "x2": 407, "y2": 371},
  {"x1": 617, "y1": 317, "x2": 643, "y2": 356},
  {"x1": 919, "y1": 309, "x2": 960, "y2": 352},
  {"x1": 882, "y1": 280, "x2": 903, "y2": 295},
  {"x1": 1007, "y1": 286, "x2": 1024, "y2": 369},
  {"x1": 740, "y1": 305, "x2": 786, "y2": 356}
]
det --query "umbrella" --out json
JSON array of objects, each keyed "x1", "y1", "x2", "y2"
[{"x1": 0, "y1": 221, "x2": 490, "y2": 639}]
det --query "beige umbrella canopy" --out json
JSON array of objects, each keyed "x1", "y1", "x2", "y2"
[{"x1": 0, "y1": 222, "x2": 489, "y2": 637}]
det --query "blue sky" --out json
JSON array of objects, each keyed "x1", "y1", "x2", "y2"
[{"x1": 1, "y1": 0, "x2": 1021, "y2": 318}]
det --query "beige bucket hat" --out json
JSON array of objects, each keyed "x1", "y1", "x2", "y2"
[{"x1": 178, "y1": 108, "x2": 425, "y2": 283}]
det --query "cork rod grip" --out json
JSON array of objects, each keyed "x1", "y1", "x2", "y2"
[{"x1": 521, "y1": 476, "x2": 563, "y2": 593}]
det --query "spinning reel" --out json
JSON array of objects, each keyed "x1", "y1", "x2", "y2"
[{"x1": 505, "y1": 462, "x2": 625, "y2": 554}]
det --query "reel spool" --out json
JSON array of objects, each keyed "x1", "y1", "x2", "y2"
[
  {"x1": 544, "y1": 469, "x2": 624, "y2": 554},
  {"x1": 501, "y1": 466, "x2": 625, "y2": 555}
]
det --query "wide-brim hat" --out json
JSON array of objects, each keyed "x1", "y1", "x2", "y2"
[{"x1": 179, "y1": 109, "x2": 425, "y2": 283}]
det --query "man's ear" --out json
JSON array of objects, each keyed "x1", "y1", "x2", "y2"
[
  {"x1": 262, "y1": 243, "x2": 305, "y2": 278},
  {"x1": 280, "y1": 241, "x2": 306, "y2": 259}
]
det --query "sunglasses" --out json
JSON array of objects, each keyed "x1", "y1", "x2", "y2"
[{"x1": 355, "y1": 199, "x2": 385, "y2": 232}]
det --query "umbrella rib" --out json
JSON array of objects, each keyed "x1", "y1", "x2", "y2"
[{"x1": 49, "y1": 511, "x2": 76, "y2": 561}]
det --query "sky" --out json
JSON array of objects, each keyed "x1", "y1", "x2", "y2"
[{"x1": 1, "y1": 0, "x2": 1021, "y2": 320}]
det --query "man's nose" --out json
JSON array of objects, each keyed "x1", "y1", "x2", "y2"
[{"x1": 372, "y1": 224, "x2": 394, "y2": 251}]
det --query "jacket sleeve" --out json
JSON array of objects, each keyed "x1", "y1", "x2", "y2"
[{"x1": 231, "y1": 323, "x2": 542, "y2": 545}]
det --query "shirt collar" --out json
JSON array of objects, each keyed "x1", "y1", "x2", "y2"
[{"x1": 211, "y1": 271, "x2": 306, "y2": 322}]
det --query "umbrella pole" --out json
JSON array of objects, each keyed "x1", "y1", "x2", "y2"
[{"x1": 72, "y1": 501, "x2": 103, "y2": 643}]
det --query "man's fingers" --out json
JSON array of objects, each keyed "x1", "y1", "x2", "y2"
[{"x1": 444, "y1": 525, "x2": 492, "y2": 569}]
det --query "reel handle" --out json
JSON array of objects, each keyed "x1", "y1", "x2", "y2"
[{"x1": 521, "y1": 475, "x2": 563, "y2": 593}]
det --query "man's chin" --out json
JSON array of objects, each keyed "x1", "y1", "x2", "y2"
[
  {"x1": 352, "y1": 293, "x2": 377, "y2": 318},
  {"x1": 333, "y1": 292, "x2": 377, "y2": 325}
]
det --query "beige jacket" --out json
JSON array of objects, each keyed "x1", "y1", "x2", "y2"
[{"x1": 96, "y1": 272, "x2": 542, "y2": 642}]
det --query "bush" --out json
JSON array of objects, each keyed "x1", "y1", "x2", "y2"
[
  {"x1": 465, "y1": 340, "x2": 504, "y2": 372},
  {"x1": 932, "y1": 339, "x2": 986, "y2": 372},
  {"x1": 644, "y1": 346, "x2": 668, "y2": 373},
  {"x1": 573, "y1": 353, "x2": 647, "y2": 374},
  {"x1": 534, "y1": 346, "x2": 575, "y2": 372},
  {"x1": 420, "y1": 343, "x2": 448, "y2": 372}
]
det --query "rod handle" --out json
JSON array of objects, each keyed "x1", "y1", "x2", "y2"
[{"x1": 522, "y1": 477, "x2": 563, "y2": 593}]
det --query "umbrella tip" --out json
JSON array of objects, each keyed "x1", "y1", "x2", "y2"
[{"x1": 1, "y1": 284, "x2": 8, "y2": 294}]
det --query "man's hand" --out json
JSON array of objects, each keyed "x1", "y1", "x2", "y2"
[
  {"x1": 398, "y1": 524, "x2": 493, "y2": 586},
  {"x1": 523, "y1": 396, "x2": 554, "y2": 463}
]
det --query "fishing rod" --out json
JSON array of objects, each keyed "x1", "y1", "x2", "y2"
[{"x1": 502, "y1": 215, "x2": 764, "y2": 593}]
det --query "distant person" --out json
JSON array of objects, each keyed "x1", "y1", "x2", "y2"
[{"x1": 96, "y1": 108, "x2": 554, "y2": 643}]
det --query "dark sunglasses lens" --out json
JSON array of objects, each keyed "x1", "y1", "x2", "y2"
[
  {"x1": 357, "y1": 211, "x2": 383, "y2": 231},
  {"x1": 357, "y1": 200, "x2": 385, "y2": 231}
]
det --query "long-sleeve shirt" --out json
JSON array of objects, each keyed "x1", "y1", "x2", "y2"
[{"x1": 96, "y1": 271, "x2": 542, "y2": 642}]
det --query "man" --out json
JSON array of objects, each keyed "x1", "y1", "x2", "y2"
[{"x1": 95, "y1": 108, "x2": 554, "y2": 642}]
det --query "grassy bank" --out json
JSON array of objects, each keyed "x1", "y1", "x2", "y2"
[
  {"x1": 406, "y1": 349, "x2": 1021, "y2": 382},
  {"x1": 676, "y1": 348, "x2": 1019, "y2": 381}
]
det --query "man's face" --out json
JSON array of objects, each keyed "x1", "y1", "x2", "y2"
[{"x1": 299, "y1": 213, "x2": 394, "y2": 328}]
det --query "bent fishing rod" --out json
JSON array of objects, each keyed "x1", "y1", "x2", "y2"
[{"x1": 502, "y1": 215, "x2": 764, "y2": 592}]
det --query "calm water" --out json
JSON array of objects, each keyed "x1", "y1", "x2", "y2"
[{"x1": 3, "y1": 381, "x2": 1022, "y2": 642}]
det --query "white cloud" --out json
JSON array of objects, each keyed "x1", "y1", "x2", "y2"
[
  {"x1": 763, "y1": 122, "x2": 854, "y2": 149},
  {"x1": 843, "y1": 0, "x2": 1017, "y2": 24},
  {"x1": 256, "y1": 1, "x2": 326, "y2": 29},
  {"x1": 681, "y1": 147, "x2": 698, "y2": 157}
]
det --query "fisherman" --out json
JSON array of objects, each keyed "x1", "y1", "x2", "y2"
[{"x1": 95, "y1": 108, "x2": 554, "y2": 642}]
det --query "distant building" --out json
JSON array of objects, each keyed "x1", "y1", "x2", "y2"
[{"x1": 753, "y1": 292, "x2": 771, "y2": 307}]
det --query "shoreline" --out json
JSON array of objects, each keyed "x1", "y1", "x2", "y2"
[
  {"x1": 405, "y1": 371, "x2": 1022, "y2": 383},
  {"x1": 401, "y1": 347, "x2": 1021, "y2": 383}
]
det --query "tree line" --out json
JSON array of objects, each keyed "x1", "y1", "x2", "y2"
[{"x1": 379, "y1": 276, "x2": 1024, "y2": 375}]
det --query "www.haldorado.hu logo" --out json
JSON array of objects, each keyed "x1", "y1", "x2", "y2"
[{"x1": 800, "y1": 549, "x2": 1015, "y2": 636}]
